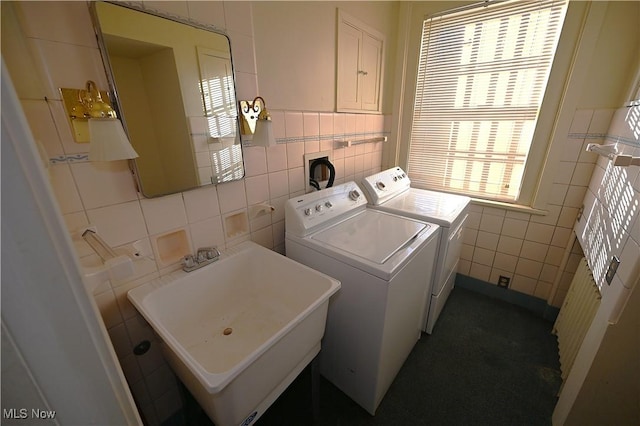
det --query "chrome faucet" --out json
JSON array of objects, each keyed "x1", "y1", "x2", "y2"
[{"x1": 182, "y1": 247, "x2": 221, "y2": 272}]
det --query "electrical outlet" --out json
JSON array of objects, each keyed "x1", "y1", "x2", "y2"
[
  {"x1": 498, "y1": 275, "x2": 510, "y2": 288},
  {"x1": 605, "y1": 256, "x2": 620, "y2": 285}
]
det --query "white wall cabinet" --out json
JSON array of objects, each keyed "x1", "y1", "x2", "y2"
[{"x1": 336, "y1": 10, "x2": 384, "y2": 113}]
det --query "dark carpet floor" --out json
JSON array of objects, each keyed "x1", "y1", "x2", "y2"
[{"x1": 174, "y1": 286, "x2": 562, "y2": 426}]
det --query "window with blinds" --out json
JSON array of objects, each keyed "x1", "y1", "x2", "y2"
[{"x1": 407, "y1": 0, "x2": 567, "y2": 202}]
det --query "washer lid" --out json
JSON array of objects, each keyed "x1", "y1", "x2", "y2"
[
  {"x1": 311, "y1": 209, "x2": 427, "y2": 264},
  {"x1": 380, "y1": 188, "x2": 470, "y2": 226}
]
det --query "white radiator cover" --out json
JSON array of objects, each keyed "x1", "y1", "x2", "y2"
[{"x1": 553, "y1": 257, "x2": 602, "y2": 380}]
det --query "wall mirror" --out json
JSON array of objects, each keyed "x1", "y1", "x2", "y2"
[{"x1": 90, "y1": 1, "x2": 244, "y2": 198}]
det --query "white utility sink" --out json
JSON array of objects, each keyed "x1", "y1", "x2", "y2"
[{"x1": 128, "y1": 241, "x2": 340, "y2": 426}]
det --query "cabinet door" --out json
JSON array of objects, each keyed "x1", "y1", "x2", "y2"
[
  {"x1": 360, "y1": 32, "x2": 382, "y2": 111},
  {"x1": 337, "y1": 21, "x2": 362, "y2": 111}
]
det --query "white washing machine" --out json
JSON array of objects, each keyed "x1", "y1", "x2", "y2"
[
  {"x1": 285, "y1": 182, "x2": 439, "y2": 415},
  {"x1": 361, "y1": 167, "x2": 470, "y2": 334}
]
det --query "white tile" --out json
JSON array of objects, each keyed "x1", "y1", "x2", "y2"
[
  {"x1": 460, "y1": 244, "x2": 474, "y2": 261},
  {"x1": 227, "y1": 31, "x2": 255, "y2": 74},
  {"x1": 86, "y1": 201, "x2": 147, "y2": 247},
  {"x1": 182, "y1": 185, "x2": 220, "y2": 223},
  {"x1": 285, "y1": 112, "x2": 304, "y2": 138},
  {"x1": 550, "y1": 226, "x2": 572, "y2": 248},
  {"x1": 534, "y1": 281, "x2": 553, "y2": 300},
  {"x1": 269, "y1": 195, "x2": 288, "y2": 223},
  {"x1": 140, "y1": 194, "x2": 187, "y2": 235},
  {"x1": 345, "y1": 114, "x2": 356, "y2": 135},
  {"x1": 458, "y1": 259, "x2": 471, "y2": 276},
  {"x1": 469, "y1": 262, "x2": 491, "y2": 282},
  {"x1": 476, "y1": 231, "x2": 499, "y2": 251},
  {"x1": 17, "y1": 1, "x2": 96, "y2": 46},
  {"x1": 49, "y1": 164, "x2": 84, "y2": 214},
  {"x1": 493, "y1": 252, "x2": 518, "y2": 272},
  {"x1": 223, "y1": 1, "x2": 253, "y2": 36},
  {"x1": 305, "y1": 140, "x2": 320, "y2": 154},
  {"x1": 531, "y1": 205, "x2": 561, "y2": 225},
  {"x1": 501, "y1": 218, "x2": 528, "y2": 239},
  {"x1": 145, "y1": 363, "x2": 176, "y2": 400},
  {"x1": 355, "y1": 114, "x2": 365, "y2": 135},
  {"x1": 465, "y1": 211, "x2": 482, "y2": 230},
  {"x1": 71, "y1": 161, "x2": 139, "y2": 210},
  {"x1": 333, "y1": 113, "x2": 346, "y2": 136},
  {"x1": 564, "y1": 185, "x2": 587, "y2": 208},
  {"x1": 540, "y1": 263, "x2": 559, "y2": 283},
  {"x1": 244, "y1": 175, "x2": 270, "y2": 205},
  {"x1": 47, "y1": 100, "x2": 85, "y2": 154},
  {"x1": 569, "y1": 109, "x2": 593, "y2": 134},
  {"x1": 548, "y1": 183, "x2": 568, "y2": 205},
  {"x1": 266, "y1": 144, "x2": 288, "y2": 172},
  {"x1": 520, "y1": 241, "x2": 549, "y2": 262},
  {"x1": 504, "y1": 208, "x2": 530, "y2": 220},
  {"x1": 288, "y1": 167, "x2": 305, "y2": 193},
  {"x1": 320, "y1": 113, "x2": 333, "y2": 136},
  {"x1": 571, "y1": 162, "x2": 596, "y2": 186},
  {"x1": 21, "y1": 99, "x2": 65, "y2": 157},
  {"x1": 271, "y1": 110, "x2": 286, "y2": 139},
  {"x1": 516, "y1": 258, "x2": 543, "y2": 279},
  {"x1": 497, "y1": 235, "x2": 523, "y2": 255},
  {"x1": 344, "y1": 156, "x2": 355, "y2": 178},
  {"x1": 187, "y1": 1, "x2": 225, "y2": 28},
  {"x1": 251, "y1": 225, "x2": 274, "y2": 249},
  {"x1": 560, "y1": 140, "x2": 584, "y2": 162},
  {"x1": 243, "y1": 146, "x2": 268, "y2": 177},
  {"x1": 303, "y1": 112, "x2": 319, "y2": 136},
  {"x1": 217, "y1": 180, "x2": 247, "y2": 214},
  {"x1": 511, "y1": 274, "x2": 537, "y2": 295},
  {"x1": 272, "y1": 220, "x2": 285, "y2": 246},
  {"x1": 558, "y1": 207, "x2": 579, "y2": 228},
  {"x1": 553, "y1": 161, "x2": 576, "y2": 185},
  {"x1": 234, "y1": 71, "x2": 258, "y2": 101},
  {"x1": 268, "y1": 170, "x2": 289, "y2": 199},
  {"x1": 354, "y1": 154, "x2": 364, "y2": 173},
  {"x1": 143, "y1": 1, "x2": 188, "y2": 17},
  {"x1": 479, "y1": 213, "x2": 504, "y2": 234},
  {"x1": 525, "y1": 222, "x2": 555, "y2": 244},
  {"x1": 472, "y1": 247, "x2": 495, "y2": 266},
  {"x1": 286, "y1": 142, "x2": 305, "y2": 168},
  {"x1": 189, "y1": 217, "x2": 225, "y2": 252},
  {"x1": 29, "y1": 39, "x2": 108, "y2": 100},
  {"x1": 588, "y1": 108, "x2": 615, "y2": 134}
]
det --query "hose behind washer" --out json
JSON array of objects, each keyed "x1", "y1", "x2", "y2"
[{"x1": 309, "y1": 158, "x2": 335, "y2": 190}]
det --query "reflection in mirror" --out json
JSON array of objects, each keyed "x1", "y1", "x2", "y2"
[{"x1": 91, "y1": 1, "x2": 244, "y2": 197}]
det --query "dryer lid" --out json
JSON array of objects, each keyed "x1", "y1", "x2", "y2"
[{"x1": 311, "y1": 209, "x2": 427, "y2": 264}]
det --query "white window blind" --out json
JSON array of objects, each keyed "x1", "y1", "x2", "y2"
[{"x1": 408, "y1": 0, "x2": 567, "y2": 202}]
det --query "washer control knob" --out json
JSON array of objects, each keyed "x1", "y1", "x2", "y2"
[
  {"x1": 376, "y1": 181, "x2": 386, "y2": 190},
  {"x1": 315, "y1": 204, "x2": 323, "y2": 212},
  {"x1": 304, "y1": 208, "x2": 313, "y2": 216},
  {"x1": 349, "y1": 189, "x2": 361, "y2": 201},
  {"x1": 393, "y1": 176, "x2": 398, "y2": 181},
  {"x1": 325, "y1": 201, "x2": 333, "y2": 208}
]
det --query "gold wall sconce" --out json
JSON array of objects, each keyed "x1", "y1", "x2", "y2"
[
  {"x1": 60, "y1": 80, "x2": 138, "y2": 161},
  {"x1": 238, "y1": 96, "x2": 276, "y2": 147}
]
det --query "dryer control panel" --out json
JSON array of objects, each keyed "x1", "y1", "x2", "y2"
[
  {"x1": 285, "y1": 182, "x2": 368, "y2": 237},
  {"x1": 361, "y1": 167, "x2": 411, "y2": 206}
]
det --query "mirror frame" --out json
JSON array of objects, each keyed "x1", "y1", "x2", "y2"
[{"x1": 89, "y1": 1, "x2": 245, "y2": 197}]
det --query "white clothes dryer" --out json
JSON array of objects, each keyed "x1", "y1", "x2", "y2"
[
  {"x1": 285, "y1": 182, "x2": 439, "y2": 415},
  {"x1": 361, "y1": 167, "x2": 470, "y2": 334}
]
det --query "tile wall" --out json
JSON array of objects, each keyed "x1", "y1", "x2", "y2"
[
  {"x1": 576, "y1": 105, "x2": 640, "y2": 293},
  {"x1": 459, "y1": 108, "x2": 618, "y2": 307},
  {"x1": 6, "y1": 2, "x2": 385, "y2": 424}
]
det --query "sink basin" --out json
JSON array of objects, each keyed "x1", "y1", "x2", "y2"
[{"x1": 128, "y1": 241, "x2": 340, "y2": 426}]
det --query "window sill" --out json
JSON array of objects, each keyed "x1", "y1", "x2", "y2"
[{"x1": 469, "y1": 197, "x2": 548, "y2": 216}]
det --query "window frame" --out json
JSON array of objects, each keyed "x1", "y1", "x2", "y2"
[{"x1": 394, "y1": 0, "x2": 591, "y2": 212}]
